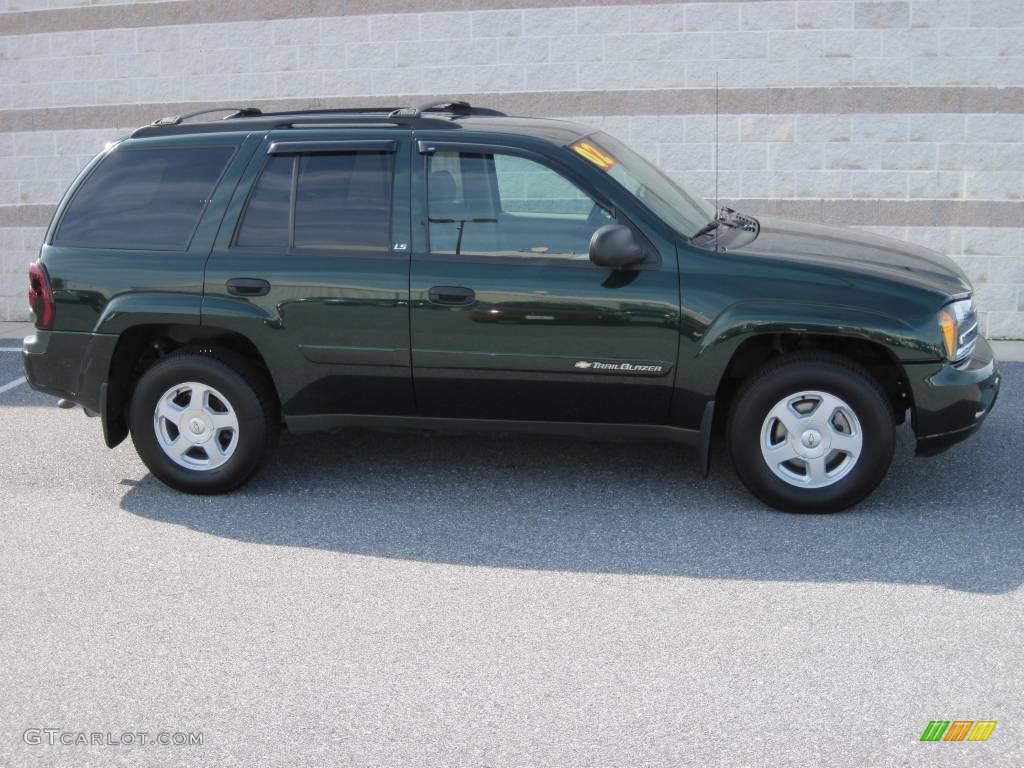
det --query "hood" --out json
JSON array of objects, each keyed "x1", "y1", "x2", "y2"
[{"x1": 727, "y1": 216, "x2": 971, "y2": 298}]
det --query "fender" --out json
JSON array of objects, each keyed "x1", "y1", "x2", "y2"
[
  {"x1": 94, "y1": 293, "x2": 279, "y2": 448},
  {"x1": 699, "y1": 300, "x2": 919, "y2": 360},
  {"x1": 671, "y1": 300, "x2": 930, "y2": 430},
  {"x1": 93, "y1": 291, "x2": 204, "y2": 335},
  {"x1": 91, "y1": 292, "x2": 205, "y2": 448}
]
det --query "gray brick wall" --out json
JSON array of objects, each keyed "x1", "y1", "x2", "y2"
[{"x1": 1, "y1": 0, "x2": 1023, "y2": 337}]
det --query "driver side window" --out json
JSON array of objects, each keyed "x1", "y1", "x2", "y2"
[{"x1": 427, "y1": 150, "x2": 611, "y2": 260}]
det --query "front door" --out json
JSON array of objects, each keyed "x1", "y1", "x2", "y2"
[
  {"x1": 409, "y1": 138, "x2": 680, "y2": 424},
  {"x1": 203, "y1": 132, "x2": 413, "y2": 417}
]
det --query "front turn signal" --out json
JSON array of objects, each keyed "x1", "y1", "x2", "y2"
[
  {"x1": 939, "y1": 307, "x2": 957, "y2": 360},
  {"x1": 937, "y1": 298, "x2": 978, "y2": 362}
]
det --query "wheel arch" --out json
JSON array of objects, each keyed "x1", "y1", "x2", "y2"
[
  {"x1": 102, "y1": 323, "x2": 279, "y2": 448},
  {"x1": 710, "y1": 331, "x2": 913, "y2": 433}
]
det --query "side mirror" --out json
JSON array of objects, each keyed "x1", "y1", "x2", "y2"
[{"x1": 589, "y1": 224, "x2": 646, "y2": 269}]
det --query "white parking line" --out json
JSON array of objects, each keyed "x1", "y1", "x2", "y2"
[
  {"x1": 0, "y1": 377, "x2": 26, "y2": 395},
  {"x1": 0, "y1": 348, "x2": 22, "y2": 352}
]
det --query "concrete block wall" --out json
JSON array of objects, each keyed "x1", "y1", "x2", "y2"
[{"x1": 0, "y1": 0, "x2": 1022, "y2": 337}]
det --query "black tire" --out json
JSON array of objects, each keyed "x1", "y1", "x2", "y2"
[
  {"x1": 727, "y1": 352, "x2": 895, "y2": 513},
  {"x1": 129, "y1": 351, "x2": 279, "y2": 494}
]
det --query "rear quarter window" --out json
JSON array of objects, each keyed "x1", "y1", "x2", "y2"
[{"x1": 54, "y1": 145, "x2": 236, "y2": 251}]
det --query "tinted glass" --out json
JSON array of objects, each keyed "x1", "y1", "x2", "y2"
[
  {"x1": 55, "y1": 145, "x2": 234, "y2": 250},
  {"x1": 294, "y1": 152, "x2": 392, "y2": 251},
  {"x1": 494, "y1": 154, "x2": 595, "y2": 216},
  {"x1": 236, "y1": 156, "x2": 292, "y2": 248},
  {"x1": 577, "y1": 132, "x2": 716, "y2": 237},
  {"x1": 427, "y1": 151, "x2": 609, "y2": 260}
]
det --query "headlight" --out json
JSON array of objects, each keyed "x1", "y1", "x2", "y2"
[{"x1": 938, "y1": 298, "x2": 978, "y2": 362}]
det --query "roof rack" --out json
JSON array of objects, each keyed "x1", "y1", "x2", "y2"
[
  {"x1": 133, "y1": 99, "x2": 510, "y2": 138},
  {"x1": 388, "y1": 99, "x2": 506, "y2": 119},
  {"x1": 152, "y1": 106, "x2": 263, "y2": 126}
]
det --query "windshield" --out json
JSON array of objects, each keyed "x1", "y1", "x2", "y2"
[{"x1": 570, "y1": 131, "x2": 716, "y2": 238}]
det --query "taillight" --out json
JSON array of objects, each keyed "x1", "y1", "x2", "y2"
[{"x1": 28, "y1": 260, "x2": 54, "y2": 330}]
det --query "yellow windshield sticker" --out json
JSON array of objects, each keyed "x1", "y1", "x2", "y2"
[{"x1": 570, "y1": 140, "x2": 617, "y2": 171}]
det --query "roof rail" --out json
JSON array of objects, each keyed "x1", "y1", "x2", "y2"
[
  {"x1": 387, "y1": 99, "x2": 506, "y2": 119},
  {"x1": 152, "y1": 106, "x2": 263, "y2": 126},
  {"x1": 132, "y1": 100, "x2": 511, "y2": 138},
  {"x1": 149, "y1": 101, "x2": 503, "y2": 127}
]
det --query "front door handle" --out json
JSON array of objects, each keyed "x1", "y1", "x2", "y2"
[
  {"x1": 428, "y1": 285, "x2": 476, "y2": 305},
  {"x1": 226, "y1": 278, "x2": 271, "y2": 297}
]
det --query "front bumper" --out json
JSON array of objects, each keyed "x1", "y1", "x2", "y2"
[{"x1": 907, "y1": 336, "x2": 1001, "y2": 457}]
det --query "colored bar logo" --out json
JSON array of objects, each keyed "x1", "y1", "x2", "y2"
[{"x1": 921, "y1": 721, "x2": 996, "y2": 742}]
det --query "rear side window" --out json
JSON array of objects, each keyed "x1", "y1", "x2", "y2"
[
  {"x1": 54, "y1": 146, "x2": 235, "y2": 251},
  {"x1": 236, "y1": 151, "x2": 393, "y2": 253}
]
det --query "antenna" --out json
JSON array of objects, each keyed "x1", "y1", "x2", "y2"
[{"x1": 714, "y1": 70, "x2": 720, "y2": 255}]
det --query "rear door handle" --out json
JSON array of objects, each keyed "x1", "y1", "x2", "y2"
[
  {"x1": 428, "y1": 285, "x2": 476, "y2": 305},
  {"x1": 226, "y1": 278, "x2": 271, "y2": 297}
]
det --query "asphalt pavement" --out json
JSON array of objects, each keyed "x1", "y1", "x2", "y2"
[{"x1": 0, "y1": 328, "x2": 1020, "y2": 767}]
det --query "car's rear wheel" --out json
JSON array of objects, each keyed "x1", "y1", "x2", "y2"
[
  {"x1": 727, "y1": 353, "x2": 895, "y2": 513},
  {"x1": 129, "y1": 352, "x2": 278, "y2": 494}
]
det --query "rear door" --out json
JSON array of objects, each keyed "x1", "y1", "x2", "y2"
[
  {"x1": 409, "y1": 135, "x2": 680, "y2": 424},
  {"x1": 203, "y1": 130, "x2": 413, "y2": 417}
]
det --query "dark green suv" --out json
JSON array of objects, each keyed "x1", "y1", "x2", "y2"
[{"x1": 23, "y1": 101, "x2": 1001, "y2": 512}]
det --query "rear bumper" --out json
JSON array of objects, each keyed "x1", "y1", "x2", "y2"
[
  {"x1": 22, "y1": 329, "x2": 117, "y2": 414},
  {"x1": 907, "y1": 336, "x2": 1001, "y2": 457}
]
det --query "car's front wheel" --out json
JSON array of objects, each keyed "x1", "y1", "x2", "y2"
[
  {"x1": 727, "y1": 353, "x2": 895, "y2": 513},
  {"x1": 129, "y1": 352, "x2": 279, "y2": 494}
]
